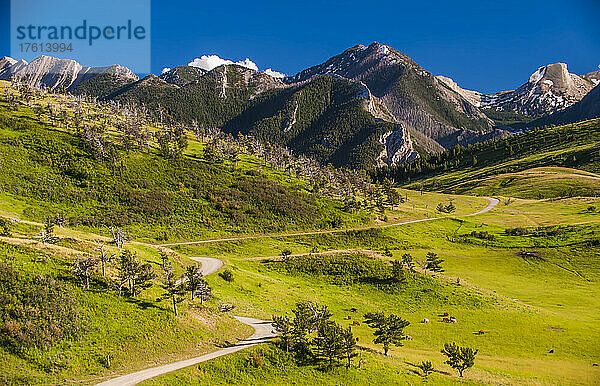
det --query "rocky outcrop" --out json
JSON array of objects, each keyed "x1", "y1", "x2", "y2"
[
  {"x1": 528, "y1": 83, "x2": 600, "y2": 127},
  {"x1": 0, "y1": 57, "x2": 17, "y2": 74},
  {"x1": 584, "y1": 70, "x2": 600, "y2": 86},
  {"x1": 436, "y1": 75, "x2": 482, "y2": 107},
  {"x1": 0, "y1": 57, "x2": 28, "y2": 79},
  {"x1": 377, "y1": 124, "x2": 419, "y2": 166}
]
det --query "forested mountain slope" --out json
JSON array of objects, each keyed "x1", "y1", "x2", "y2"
[
  {"x1": 371, "y1": 118, "x2": 600, "y2": 194},
  {"x1": 222, "y1": 75, "x2": 418, "y2": 167}
]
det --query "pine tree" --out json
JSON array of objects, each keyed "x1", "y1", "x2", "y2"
[
  {"x1": 314, "y1": 321, "x2": 346, "y2": 367},
  {"x1": 425, "y1": 252, "x2": 444, "y2": 273},
  {"x1": 364, "y1": 312, "x2": 410, "y2": 356},
  {"x1": 272, "y1": 315, "x2": 293, "y2": 352},
  {"x1": 185, "y1": 265, "x2": 204, "y2": 300},
  {"x1": 441, "y1": 342, "x2": 478, "y2": 377},
  {"x1": 196, "y1": 279, "x2": 213, "y2": 304},
  {"x1": 401, "y1": 253, "x2": 415, "y2": 272},
  {"x1": 391, "y1": 259, "x2": 404, "y2": 282},
  {"x1": 161, "y1": 261, "x2": 186, "y2": 316},
  {"x1": 116, "y1": 249, "x2": 154, "y2": 297},
  {"x1": 340, "y1": 326, "x2": 357, "y2": 368},
  {"x1": 418, "y1": 360, "x2": 434, "y2": 377}
]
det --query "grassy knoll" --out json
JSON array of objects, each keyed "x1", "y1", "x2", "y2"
[
  {"x1": 432, "y1": 167, "x2": 600, "y2": 199},
  {"x1": 474, "y1": 196, "x2": 600, "y2": 228}
]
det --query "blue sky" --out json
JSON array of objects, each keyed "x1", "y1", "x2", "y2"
[{"x1": 1, "y1": 0, "x2": 599, "y2": 94}]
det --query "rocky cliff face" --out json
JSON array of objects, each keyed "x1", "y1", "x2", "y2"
[
  {"x1": 377, "y1": 124, "x2": 419, "y2": 166},
  {"x1": 0, "y1": 57, "x2": 28, "y2": 79},
  {"x1": 0, "y1": 55, "x2": 138, "y2": 92},
  {"x1": 584, "y1": 70, "x2": 600, "y2": 86},
  {"x1": 0, "y1": 57, "x2": 17, "y2": 74},
  {"x1": 527, "y1": 83, "x2": 600, "y2": 127},
  {"x1": 436, "y1": 75, "x2": 482, "y2": 107}
]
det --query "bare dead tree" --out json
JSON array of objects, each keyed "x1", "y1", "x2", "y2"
[
  {"x1": 73, "y1": 255, "x2": 98, "y2": 289},
  {"x1": 94, "y1": 240, "x2": 115, "y2": 277},
  {"x1": 111, "y1": 227, "x2": 128, "y2": 249}
]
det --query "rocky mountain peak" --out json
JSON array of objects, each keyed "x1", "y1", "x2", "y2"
[
  {"x1": 584, "y1": 70, "x2": 600, "y2": 86},
  {"x1": 528, "y1": 63, "x2": 575, "y2": 92},
  {"x1": 0, "y1": 57, "x2": 19, "y2": 77},
  {"x1": 0, "y1": 55, "x2": 138, "y2": 92},
  {"x1": 480, "y1": 62, "x2": 595, "y2": 117},
  {"x1": 159, "y1": 65, "x2": 207, "y2": 86},
  {"x1": 0, "y1": 56, "x2": 17, "y2": 68}
]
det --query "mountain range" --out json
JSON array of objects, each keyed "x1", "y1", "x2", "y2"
[
  {"x1": 439, "y1": 62, "x2": 597, "y2": 119},
  {"x1": 1, "y1": 44, "x2": 597, "y2": 168},
  {"x1": 0, "y1": 55, "x2": 137, "y2": 92}
]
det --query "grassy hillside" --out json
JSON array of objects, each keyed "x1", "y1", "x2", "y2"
[
  {"x1": 372, "y1": 118, "x2": 600, "y2": 197},
  {"x1": 0, "y1": 85, "x2": 369, "y2": 242},
  {"x1": 439, "y1": 167, "x2": 600, "y2": 199},
  {"x1": 0, "y1": 239, "x2": 250, "y2": 385}
]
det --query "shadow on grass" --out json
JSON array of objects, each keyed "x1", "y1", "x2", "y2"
[{"x1": 404, "y1": 360, "x2": 452, "y2": 376}]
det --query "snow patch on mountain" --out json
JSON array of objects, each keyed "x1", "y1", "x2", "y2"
[
  {"x1": 264, "y1": 68, "x2": 286, "y2": 78},
  {"x1": 529, "y1": 66, "x2": 546, "y2": 84}
]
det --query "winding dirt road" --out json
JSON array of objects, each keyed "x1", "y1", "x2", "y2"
[
  {"x1": 96, "y1": 317, "x2": 276, "y2": 386},
  {"x1": 157, "y1": 197, "x2": 500, "y2": 247},
  {"x1": 187, "y1": 256, "x2": 224, "y2": 275},
  {"x1": 96, "y1": 257, "x2": 272, "y2": 385}
]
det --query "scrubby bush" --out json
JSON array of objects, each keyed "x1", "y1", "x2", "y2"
[
  {"x1": 469, "y1": 231, "x2": 495, "y2": 240},
  {"x1": 219, "y1": 269, "x2": 234, "y2": 282},
  {"x1": 436, "y1": 202, "x2": 456, "y2": 213},
  {"x1": 268, "y1": 252, "x2": 394, "y2": 285},
  {"x1": 0, "y1": 262, "x2": 84, "y2": 351},
  {"x1": 0, "y1": 217, "x2": 11, "y2": 236}
]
